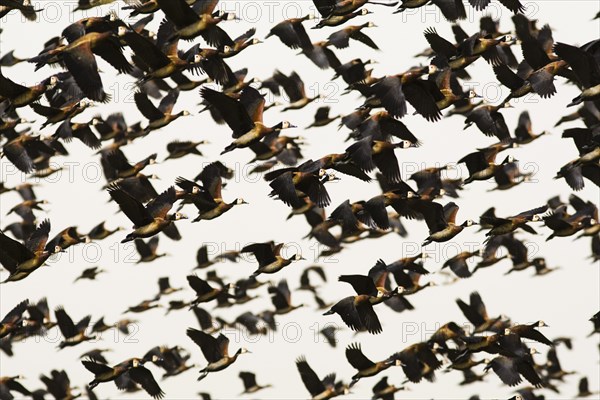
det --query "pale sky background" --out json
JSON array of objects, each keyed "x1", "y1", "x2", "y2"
[{"x1": 0, "y1": 1, "x2": 599, "y2": 399}]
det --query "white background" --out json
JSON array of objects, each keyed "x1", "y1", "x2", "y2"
[{"x1": 0, "y1": 1, "x2": 599, "y2": 399}]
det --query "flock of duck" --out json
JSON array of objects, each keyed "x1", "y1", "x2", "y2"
[{"x1": 0, "y1": 0, "x2": 599, "y2": 399}]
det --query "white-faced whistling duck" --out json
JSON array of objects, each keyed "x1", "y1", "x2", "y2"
[
  {"x1": 302, "y1": 39, "x2": 343, "y2": 70},
  {"x1": 55, "y1": 307, "x2": 95, "y2": 349},
  {"x1": 368, "y1": 65, "x2": 443, "y2": 121},
  {"x1": 156, "y1": 0, "x2": 235, "y2": 46},
  {"x1": 456, "y1": 291, "x2": 510, "y2": 333},
  {"x1": 192, "y1": 306, "x2": 220, "y2": 334},
  {"x1": 74, "y1": 266, "x2": 105, "y2": 282},
  {"x1": 105, "y1": 174, "x2": 159, "y2": 205},
  {"x1": 0, "y1": 219, "x2": 65, "y2": 283},
  {"x1": 0, "y1": 71, "x2": 58, "y2": 108},
  {"x1": 187, "y1": 274, "x2": 234, "y2": 306},
  {"x1": 423, "y1": 28, "x2": 479, "y2": 71},
  {"x1": 442, "y1": 250, "x2": 480, "y2": 278},
  {"x1": 323, "y1": 289, "x2": 384, "y2": 334},
  {"x1": 351, "y1": 110, "x2": 420, "y2": 145},
  {"x1": 39, "y1": 370, "x2": 80, "y2": 400},
  {"x1": 56, "y1": 29, "x2": 132, "y2": 102},
  {"x1": 591, "y1": 235, "x2": 600, "y2": 262},
  {"x1": 117, "y1": 27, "x2": 190, "y2": 83},
  {"x1": 200, "y1": 86, "x2": 295, "y2": 154},
  {"x1": 371, "y1": 376, "x2": 404, "y2": 400},
  {"x1": 156, "y1": 277, "x2": 182, "y2": 297},
  {"x1": 186, "y1": 328, "x2": 250, "y2": 380},
  {"x1": 554, "y1": 42, "x2": 600, "y2": 106},
  {"x1": 318, "y1": 0, "x2": 398, "y2": 17},
  {"x1": 429, "y1": 63, "x2": 481, "y2": 113},
  {"x1": 52, "y1": 118, "x2": 102, "y2": 149},
  {"x1": 0, "y1": 50, "x2": 25, "y2": 67},
  {"x1": 502, "y1": 239, "x2": 547, "y2": 275},
  {"x1": 265, "y1": 14, "x2": 314, "y2": 49},
  {"x1": 341, "y1": 60, "x2": 381, "y2": 89},
  {"x1": 314, "y1": 8, "x2": 372, "y2": 29},
  {"x1": 481, "y1": 205, "x2": 548, "y2": 238},
  {"x1": 589, "y1": 311, "x2": 600, "y2": 336},
  {"x1": 415, "y1": 201, "x2": 476, "y2": 246},
  {"x1": 395, "y1": 0, "x2": 466, "y2": 21},
  {"x1": 459, "y1": 146, "x2": 514, "y2": 184},
  {"x1": 91, "y1": 112, "x2": 127, "y2": 141},
  {"x1": 339, "y1": 107, "x2": 371, "y2": 130},
  {"x1": 23, "y1": 297, "x2": 56, "y2": 333},
  {"x1": 170, "y1": 72, "x2": 210, "y2": 92},
  {"x1": 320, "y1": 325, "x2": 337, "y2": 347},
  {"x1": 457, "y1": 28, "x2": 516, "y2": 65},
  {"x1": 190, "y1": 47, "x2": 238, "y2": 87},
  {"x1": 7, "y1": 198, "x2": 47, "y2": 220},
  {"x1": 166, "y1": 300, "x2": 191, "y2": 314},
  {"x1": 359, "y1": 264, "x2": 411, "y2": 313},
  {"x1": 247, "y1": 133, "x2": 303, "y2": 164},
  {"x1": 272, "y1": 70, "x2": 319, "y2": 111},
  {"x1": 121, "y1": 0, "x2": 162, "y2": 17},
  {"x1": 0, "y1": 376, "x2": 31, "y2": 399},
  {"x1": 193, "y1": 245, "x2": 217, "y2": 269},
  {"x1": 346, "y1": 137, "x2": 416, "y2": 183},
  {"x1": 298, "y1": 265, "x2": 327, "y2": 292},
  {"x1": 327, "y1": 22, "x2": 379, "y2": 50},
  {"x1": 165, "y1": 140, "x2": 207, "y2": 160},
  {"x1": 307, "y1": 106, "x2": 341, "y2": 128},
  {"x1": 135, "y1": 237, "x2": 166, "y2": 263},
  {"x1": 268, "y1": 279, "x2": 304, "y2": 314},
  {"x1": 232, "y1": 278, "x2": 258, "y2": 304},
  {"x1": 220, "y1": 28, "x2": 261, "y2": 58},
  {"x1": 472, "y1": 235, "x2": 509, "y2": 273},
  {"x1": 295, "y1": 356, "x2": 349, "y2": 400},
  {"x1": 241, "y1": 241, "x2": 304, "y2": 277},
  {"x1": 83, "y1": 357, "x2": 165, "y2": 399},
  {"x1": 266, "y1": 165, "x2": 337, "y2": 208},
  {"x1": 554, "y1": 160, "x2": 600, "y2": 191},
  {"x1": 484, "y1": 347, "x2": 543, "y2": 388},
  {"x1": 31, "y1": 99, "x2": 92, "y2": 129},
  {"x1": 233, "y1": 311, "x2": 267, "y2": 335},
  {"x1": 126, "y1": 298, "x2": 162, "y2": 313},
  {"x1": 553, "y1": 102, "x2": 598, "y2": 127},
  {"x1": 177, "y1": 170, "x2": 247, "y2": 223},
  {"x1": 505, "y1": 321, "x2": 552, "y2": 345},
  {"x1": 427, "y1": 322, "x2": 467, "y2": 350},
  {"x1": 464, "y1": 102, "x2": 514, "y2": 141},
  {"x1": 493, "y1": 64, "x2": 540, "y2": 105},
  {"x1": 543, "y1": 204, "x2": 591, "y2": 240},
  {"x1": 93, "y1": 315, "x2": 124, "y2": 331},
  {"x1": 345, "y1": 343, "x2": 400, "y2": 386},
  {"x1": 491, "y1": 159, "x2": 533, "y2": 191},
  {"x1": 86, "y1": 221, "x2": 122, "y2": 241},
  {"x1": 339, "y1": 271, "x2": 401, "y2": 305},
  {"x1": 474, "y1": 0, "x2": 525, "y2": 13},
  {"x1": 108, "y1": 185, "x2": 186, "y2": 242},
  {"x1": 238, "y1": 371, "x2": 272, "y2": 394},
  {"x1": 391, "y1": 342, "x2": 443, "y2": 383},
  {"x1": 46, "y1": 226, "x2": 86, "y2": 251},
  {"x1": 0, "y1": 0, "x2": 40, "y2": 20},
  {"x1": 578, "y1": 377, "x2": 600, "y2": 397},
  {"x1": 0, "y1": 299, "x2": 28, "y2": 338},
  {"x1": 73, "y1": 0, "x2": 117, "y2": 11},
  {"x1": 409, "y1": 166, "x2": 451, "y2": 198},
  {"x1": 308, "y1": 154, "x2": 372, "y2": 182},
  {"x1": 134, "y1": 90, "x2": 190, "y2": 133},
  {"x1": 144, "y1": 345, "x2": 194, "y2": 377},
  {"x1": 544, "y1": 346, "x2": 575, "y2": 381}
]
